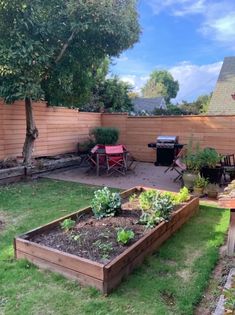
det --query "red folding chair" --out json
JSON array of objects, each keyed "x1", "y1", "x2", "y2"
[{"x1": 105, "y1": 145, "x2": 127, "y2": 176}]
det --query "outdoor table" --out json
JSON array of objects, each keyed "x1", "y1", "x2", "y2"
[
  {"x1": 218, "y1": 199, "x2": 235, "y2": 256},
  {"x1": 95, "y1": 147, "x2": 129, "y2": 176}
]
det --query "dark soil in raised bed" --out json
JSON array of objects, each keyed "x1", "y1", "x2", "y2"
[
  {"x1": 0, "y1": 158, "x2": 20, "y2": 169},
  {"x1": 31, "y1": 201, "x2": 150, "y2": 264}
]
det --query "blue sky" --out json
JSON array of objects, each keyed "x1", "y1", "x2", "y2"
[{"x1": 111, "y1": 0, "x2": 235, "y2": 103}]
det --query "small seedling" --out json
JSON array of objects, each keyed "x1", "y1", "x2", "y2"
[
  {"x1": 117, "y1": 228, "x2": 135, "y2": 245},
  {"x1": 60, "y1": 218, "x2": 76, "y2": 232},
  {"x1": 71, "y1": 234, "x2": 81, "y2": 241},
  {"x1": 93, "y1": 240, "x2": 113, "y2": 259}
]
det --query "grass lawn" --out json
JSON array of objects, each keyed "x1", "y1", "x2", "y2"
[{"x1": 0, "y1": 179, "x2": 230, "y2": 315}]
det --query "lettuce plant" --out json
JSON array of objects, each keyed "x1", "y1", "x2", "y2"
[{"x1": 91, "y1": 187, "x2": 121, "y2": 219}]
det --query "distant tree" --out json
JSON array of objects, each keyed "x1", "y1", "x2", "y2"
[
  {"x1": 178, "y1": 93, "x2": 212, "y2": 115},
  {"x1": 197, "y1": 93, "x2": 212, "y2": 113},
  {"x1": 83, "y1": 77, "x2": 133, "y2": 112},
  {"x1": 0, "y1": 0, "x2": 140, "y2": 164},
  {"x1": 142, "y1": 70, "x2": 179, "y2": 103}
]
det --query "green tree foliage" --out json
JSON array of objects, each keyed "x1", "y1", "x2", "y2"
[
  {"x1": 142, "y1": 70, "x2": 179, "y2": 103},
  {"x1": 0, "y1": 0, "x2": 140, "y2": 163},
  {"x1": 82, "y1": 76, "x2": 133, "y2": 112},
  {"x1": 152, "y1": 93, "x2": 212, "y2": 116}
]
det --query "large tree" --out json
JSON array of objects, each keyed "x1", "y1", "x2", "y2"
[
  {"x1": 142, "y1": 70, "x2": 179, "y2": 104},
  {"x1": 0, "y1": 0, "x2": 140, "y2": 164},
  {"x1": 82, "y1": 76, "x2": 133, "y2": 112}
]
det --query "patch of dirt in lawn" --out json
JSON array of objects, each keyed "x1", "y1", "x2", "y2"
[
  {"x1": 31, "y1": 208, "x2": 149, "y2": 264},
  {"x1": 176, "y1": 249, "x2": 203, "y2": 282},
  {"x1": 177, "y1": 269, "x2": 192, "y2": 282},
  {"x1": 195, "y1": 246, "x2": 235, "y2": 315},
  {"x1": 160, "y1": 290, "x2": 176, "y2": 306}
]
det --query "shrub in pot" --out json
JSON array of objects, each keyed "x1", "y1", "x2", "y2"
[
  {"x1": 182, "y1": 151, "x2": 201, "y2": 190},
  {"x1": 199, "y1": 148, "x2": 222, "y2": 184},
  {"x1": 193, "y1": 175, "x2": 208, "y2": 197},
  {"x1": 90, "y1": 127, "x2": 119, "y2": 145}
]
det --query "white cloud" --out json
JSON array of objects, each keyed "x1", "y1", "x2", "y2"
[
  {"x1": 148, "y1": 0, "x2": 235, "y2": 49},
  {"x1": 118, "y1": 61, "x2": 222, "y2": 102},
  {"x1": 119, "y1": 75, "x2": 136, "y2": 86},
  {"x1": 200, "y1": 12, "x2": 235, "y2": 45},
  {"x1": 169, "y1": 61, "x2": 223, "y2": 103},
  {"x1": 119, "y1": 75, "x2": 149, "y2": 93},
  {"x1": 148, "y1": 0, "x2": 206, "y2": 16}
]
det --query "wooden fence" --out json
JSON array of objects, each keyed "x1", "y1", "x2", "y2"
[
  {"x1": 0, "y1": 101, "x2": 101, "y2": 160},
  {"x1": 102, "y1": 114, "x2": 235, "y2": 162},
  {"x1": 1, "y1": 101, "x2": 235, "y2": 162}
]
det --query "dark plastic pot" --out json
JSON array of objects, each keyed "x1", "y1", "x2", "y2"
[{"x1": 200, "y1": 167, "x2": 222, "y2": 184}]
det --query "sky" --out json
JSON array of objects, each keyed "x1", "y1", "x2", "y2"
[{"x1": 110, "y1": 0, "x2": 235, "y2": 103}]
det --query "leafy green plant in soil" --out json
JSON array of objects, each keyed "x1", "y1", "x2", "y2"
[
  {"x1": 117, "y1": 228, "x2": 135, "y2": 245},
  {"x1": 60, "y1": 218, "x2": 76, "y2": 232},
  {"x1": 0, "y1": 179, "x2": 230, "y2": 315},
  {"x1": 91, "y1": 186, "x2": 121, "y2": 219}
]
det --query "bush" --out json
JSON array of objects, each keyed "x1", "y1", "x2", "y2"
[
  {"x1": 139, "y1": 190, "x2": 174, "y2": 228},
  {"x1": 91, "y1": 187, "x2": 121, "y2": 219},
  {"x1": 198, "y1": 148, "x2": 221, "y2": 168},
  {"x1": 90, "y1": 127, "x2": 119, "y2": 145}
]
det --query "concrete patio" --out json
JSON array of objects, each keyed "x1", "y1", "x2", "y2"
[{"x1": 44, "y1": 162, "x2": 181, "y2": 191}]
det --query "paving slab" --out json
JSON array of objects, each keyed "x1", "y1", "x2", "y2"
[{"x1": 43, "y1": 162, "x2": 181, "y2": 192}]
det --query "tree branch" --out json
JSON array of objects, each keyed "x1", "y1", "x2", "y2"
[{"x1": 55, "y1": 29, "x2": 76, "y2": 64}]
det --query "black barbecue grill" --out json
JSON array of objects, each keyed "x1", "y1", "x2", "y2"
[{"x1": 148, "y1": 136, "x2": 183, "y2": 166}]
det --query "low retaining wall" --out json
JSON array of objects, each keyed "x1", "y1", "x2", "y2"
[{"x1": 0, "y1": 156, "x2": 81, "y2": 185}]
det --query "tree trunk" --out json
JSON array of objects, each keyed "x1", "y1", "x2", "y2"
[{"x1": 22, "y1": 97, "x2": 39, "y2": 165}]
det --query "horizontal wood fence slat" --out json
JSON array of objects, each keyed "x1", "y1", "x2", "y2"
[
  {"x1": 0, "y1": 101, "x2": 101, "y2": 160},
  {"x1": 102, "y1": 113, "x2": 235, "y2": 162}
]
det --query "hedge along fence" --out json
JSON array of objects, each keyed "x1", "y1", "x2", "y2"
[
  {"x1": 101, "y1": 113, "x2": 235, "y2": 162},
  {"x1": 0, "y1": 100, "x2": 101, "y2": 160}
]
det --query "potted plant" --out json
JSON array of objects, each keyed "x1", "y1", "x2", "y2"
[
  {"x1": 193, "y1": 175, "x2": 208, "y2": 197},
  {"x1": 199, "y1": 148, "x2": 222, "y2": 184},
  {"x1": 182, "y1": 151, "x2": 201, "y2": 190}
]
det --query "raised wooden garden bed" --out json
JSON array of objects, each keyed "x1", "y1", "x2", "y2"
[
  {"x1": 0, "y1": 166, "x2": 25, "y2": 185},
  {"x1": 0, "y1": 155, "x2": 81, "y2": 185},
  {"x1": 14, "y1": 186, "x2": 199, "y2": 294},
  {"x1": 26, "y1": 156, "x2": 81, "y2": 176}
]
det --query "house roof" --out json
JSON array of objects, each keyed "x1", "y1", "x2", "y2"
[
  {"x1": 208, "y1": 56, "x2": 235, "y2": 115},
  {"x1": 132, "y1": 97, "x2": 166, "y2": 112}
]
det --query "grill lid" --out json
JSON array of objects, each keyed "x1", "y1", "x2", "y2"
[{"x1": 156, "y1": 136, "x2": 178, "y2": 143}]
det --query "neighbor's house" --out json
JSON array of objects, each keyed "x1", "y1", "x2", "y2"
[
  {"x1": 208, "y1": 56, "x2": 235, "y2": 115},
  {"x1": 132, "y1": 97, "x2": 166, "y2": 113}
]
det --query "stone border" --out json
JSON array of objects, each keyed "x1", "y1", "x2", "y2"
[{"x1": 213, "y1": 268, "x2": 235, "y2": 315}]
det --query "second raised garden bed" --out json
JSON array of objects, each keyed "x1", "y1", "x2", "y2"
[{"x1": 14, "y1": 186, "x2": 199, "y2": 294}]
